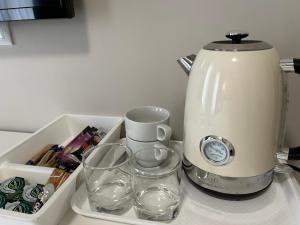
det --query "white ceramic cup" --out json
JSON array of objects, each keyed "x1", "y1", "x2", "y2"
[
  {"x1": 126, "y1": 137, "x2": 168, "y2": 167},
  {"x1": 126, "y1": 137, "x2": 169, "y2": 154},
  {"x1": 125, "y1": 106, "x2": 172, "y2": 142}
]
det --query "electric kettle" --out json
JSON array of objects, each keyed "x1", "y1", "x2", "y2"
[{"x1": 178, "y1": 31, "x2": 300, "y2": 198}]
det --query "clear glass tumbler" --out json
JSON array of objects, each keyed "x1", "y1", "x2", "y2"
[
  {"x1": 132, "y1": 146, "x2": 182, "y2": 221},
  {"x1": 82, "y1": 143, "x2": 132, "y2": 215}
]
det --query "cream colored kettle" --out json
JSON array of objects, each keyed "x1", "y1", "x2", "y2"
[{"x1": 178, "y1": 31, "x2": 300, "y2": 198}]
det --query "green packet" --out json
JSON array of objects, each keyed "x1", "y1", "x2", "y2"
[
  {"x1": 5, "y1": 201, "x2": 33, "y2": 214},
  {"x1": 0, "y1": 191, "x2": 7, "y2": 209},
  {"x1": 22, "y1": 184, "x2": 44, "y2": 203},
  {"x1": 0, "y1": 177, "x2": 26, "y2": 202},
  {"x1": 0, "y1": 177, "x2": 44, "y2": 214},
  {"x1": 6, "y1": 184, "x2": 45, "y2": 214}
]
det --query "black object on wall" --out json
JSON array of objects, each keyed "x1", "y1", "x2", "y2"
[{"x1": 0, "y1": 0, "x2": 75, "y2": 21}]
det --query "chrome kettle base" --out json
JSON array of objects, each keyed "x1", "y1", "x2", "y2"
[{"x1": 183, "y1": 157, "x2": 274, "y2": 200}]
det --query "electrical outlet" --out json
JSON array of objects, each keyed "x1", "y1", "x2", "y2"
[{"x1": 0, "y1": 22, "x2": 12, "y2": 46}]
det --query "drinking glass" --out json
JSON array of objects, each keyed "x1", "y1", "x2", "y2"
[
  {"x1": 82, "y1": 143, "x2": 132, "y2": 215},
  {"x1": 132, "y1": 146, "x2": 182, "y2": 221}
]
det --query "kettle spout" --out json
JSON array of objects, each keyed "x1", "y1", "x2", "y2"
[{"x1": 177, "y1": 54, "x2": 196, "y2": 76}]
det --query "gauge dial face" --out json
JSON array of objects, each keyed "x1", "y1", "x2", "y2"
[{"x1": 203, "y1": 141, "x2": 229, "y2": 164}]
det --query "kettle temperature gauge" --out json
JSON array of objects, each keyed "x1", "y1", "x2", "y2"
[{"x1": 200, "y1": 136, "x2": 235, "y2": 166}]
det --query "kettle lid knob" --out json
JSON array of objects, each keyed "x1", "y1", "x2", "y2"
[{"x1": 225, "y1": 30, "x2": 249, "y2": 44}]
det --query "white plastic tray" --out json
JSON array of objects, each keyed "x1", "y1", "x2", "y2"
[
  {"x1": 0, "y1": 114, "x2": 123, "y2": 225},
  {"x1": 71, "y1": 141, "x2": 300, "y2": 225}
]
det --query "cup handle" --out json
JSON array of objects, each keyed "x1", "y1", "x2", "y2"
[
  {"x1": 154, "y1": 143, "x2": 168, "y2": 161},
  {"x1": 157, "y1": 124, "x2": 172, "y2": 141}
]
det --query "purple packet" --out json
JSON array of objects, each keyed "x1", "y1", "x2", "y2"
[
  {"x1": 62, "y1": 126, "x2": 96, "y2": 155},
  {"x1": 56, "y1": 127, "x2": 103, "y2": 172}
]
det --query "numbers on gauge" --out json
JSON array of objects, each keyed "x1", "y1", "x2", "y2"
[{"x1": 203, "y1": 141, "x2": 228, "y2": 163}]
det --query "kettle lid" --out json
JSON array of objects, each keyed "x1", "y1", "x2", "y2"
[{"x1": 204, "y1": 31, "x2": 272, "y2": 51}]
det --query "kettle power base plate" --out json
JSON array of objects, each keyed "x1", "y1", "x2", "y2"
[
  {"x1": 184, "y1": 170, "x2": 272, "y2": 201},
  {"x1": 71, "y1": 140, "x2": 300, "y2": 225}
]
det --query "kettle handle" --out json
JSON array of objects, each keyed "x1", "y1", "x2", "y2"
[
  {"x1": 280, "y1": 58, "x2": 300, "y2": 74},
  {"x1": 275, "y1": 146, "x2": 300, "y2": 173},
  {"x1": 277, "y1": 146, "x2": 300, "y2": 160}
]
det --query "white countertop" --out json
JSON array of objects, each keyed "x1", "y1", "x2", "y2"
[
  {"x1": 1, "y1": 131, "x2": 300, "y2": 225},
  {"x1": 0, "y1": 131, "x2": 30, "y2": 152},
  {"x1": 0, "y1": 131, "x2": 120, "y2": 225}
]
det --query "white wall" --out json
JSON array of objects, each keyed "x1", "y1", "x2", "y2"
[{"x1": 0, "y1": 0, "x2": 300, "y2": 143}]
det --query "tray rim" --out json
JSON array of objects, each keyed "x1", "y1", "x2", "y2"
[
  {"x1": 71, "y1": 140, "x2": 300, "y2": 225},
  {"x1": 71, "y1": 140, "x2": 183, "y2": 225}
]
